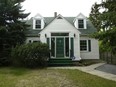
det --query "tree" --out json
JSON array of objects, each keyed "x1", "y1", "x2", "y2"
[
  {"x1": 89, "y1": 0, "x2": 116, "y2": 54},
  {"x1": 0, "y1": 0, "x2": 30, "y2": 66},
  {"x1": 89, "y1": 3, "x2": 102, "y2": 31},
  {"x1": 0, "y1": 0, "x2": 30, "y2": 46}
]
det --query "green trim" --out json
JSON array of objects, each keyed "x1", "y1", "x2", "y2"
[
  {"x1": 47, "y1": 38, "x2": 49, "y2": 47},
  {"x1": 88, "y1": 40, "x2": 91, "y2": 52},
  {"x1": 70, "y1": 38, "x2": 74, "y2": 57}
]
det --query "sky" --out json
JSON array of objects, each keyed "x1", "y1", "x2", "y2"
[{"x1": 22, "y1": 0, "x2": 101, "y2": 18}]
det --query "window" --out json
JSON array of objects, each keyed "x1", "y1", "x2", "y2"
[
  {"x1": 29, "y1": 40, "x2": 32, "y2": 43},
  {"x1": 51, "y1": 33, "x2": 69, "y2": 36},
  {"x1": 80, "y1": 40, "x2": 87, "y2": 51},
  {"x1": 33, "y1": 41, "x2": 40, "y2": 43},
  {"x1": 35, "y1": 20, "x2": 41, "y2": 28},
  {"x1": 78, "y1": 19, "x2": 84, "y2": 28}
]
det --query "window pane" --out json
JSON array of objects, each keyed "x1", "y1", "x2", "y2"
[
  {"x1": 33, "y1": 41, "x2": 40, "y2": 43},
  {"x1": 78, "y1": 19, "x2": 84, "y2": 28},
  {"x1": 36, "y1": 25, "x2": 41, "y2": 28},
  {"x1": 80, "y1": 40, "x2": 87, "y2": 51},
  {"x1": 29, "y1": 40, "x2": 31, "y2": 43},
  {"x1": 36, "y1": 20, "x2": 41, "y2": 28},
  {"x1": 51, "y1": 33, "x2": 69, "y2": 36},
  {"x1": 36, "y1": 20, "x2": 41, "y2": 25}
]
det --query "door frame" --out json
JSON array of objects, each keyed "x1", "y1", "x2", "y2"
[{"x1": 51, "y1": 36, "x2": 70, "y2": 58}]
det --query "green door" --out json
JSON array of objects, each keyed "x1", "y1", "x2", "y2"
[{"x1": 56, "y1": 38, "x2": 64, "y2": 57}]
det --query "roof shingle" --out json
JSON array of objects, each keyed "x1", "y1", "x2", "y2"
[{"x1": 25, "y1": 16, "x2": 96, "y2": 36}]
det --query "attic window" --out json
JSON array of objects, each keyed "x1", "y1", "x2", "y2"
[
  {"x1": 57, "y1": 16, "x2": 62, "y2": 19},
  {"x1": 78, "y1": 19, "x2": 84, "y2": 28},
  {"x1": 36, "y1": 20, "x2": 41, "y2": 28}
]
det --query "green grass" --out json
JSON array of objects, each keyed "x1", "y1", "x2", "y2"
[{"x1": 0, "y1": 67, "x2": 116, "y2": 87}]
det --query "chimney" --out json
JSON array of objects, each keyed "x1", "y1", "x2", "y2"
[{"x1": 54, "y1": 12, "x2": 57, "y2": 17}]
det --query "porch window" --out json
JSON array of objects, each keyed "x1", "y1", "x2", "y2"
[
  {"x1": 35, "y1": 20, "x2": 41, "y2": 28},
  {"x1": 51, "y1": 33, "x2": 69, "y2": 36},
  {"x1": 78, "y1": 19, "x2": 84, "y2": 28},
  {"x1": 80, "y1": 40, "x2": 87, "y2": 51}
]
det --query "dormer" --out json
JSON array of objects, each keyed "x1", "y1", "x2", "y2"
[
  {"x1": 33, "y1": 13, "x2": 45, "y2": 29},
  {"x1": 74, "y1": 13, "x2": 87, "y2": 29}
]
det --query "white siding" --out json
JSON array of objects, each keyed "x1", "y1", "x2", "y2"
[
  {"x1": 32, "y1": 14, "x2": 45, "y2": 29},
  {"x1": 74, "y1": 13, "x2": 87, "y2": 29},
  {"x1": 41, "y1": 19, "x2": 45, "y2": 29},
  {"x1": 80, "y1": 36, "x2": 99, "y2": 59},
  {"x1": 33, "y1": 19, "x2": 36, "y2": 29},
  {"x1": 40, "y1": 16, "x2": 81, "y2": 60}
]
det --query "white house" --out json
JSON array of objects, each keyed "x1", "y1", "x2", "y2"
[{"x1": 25, "y1": 12, "x2": 99, "y2": 61}]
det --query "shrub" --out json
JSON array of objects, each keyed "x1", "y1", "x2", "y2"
[
  {"x1": 11, "y1": 42, "x2": 50, "y2": 68},
  {"x1": 0, "y1": 45, "x2": 11, "y2": 66}
]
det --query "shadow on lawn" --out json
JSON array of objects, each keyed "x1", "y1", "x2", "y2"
[{"x1": 0, "y1": 67, "x2": 30, "y2": 76}]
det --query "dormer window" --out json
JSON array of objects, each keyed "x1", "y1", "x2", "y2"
[
  {"x1": 74, "y1": 13, "x2": 87, "y2": 29},
  {"x1": 78, "y1": 19, "x2": 84, "y2": 28},
  {"x1": 33, "y1": 13, "x2": 45, "y2": 29},
  {"x1": 36, "y1": 20, "x2": 41, "y2": 28}
]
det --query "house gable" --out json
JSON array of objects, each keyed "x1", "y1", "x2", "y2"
[
  {"x1": 25, "y1": 13, "x2": 97, "y2": 37},
  {"x1": 25, "y1": 13, "x2": 99, "y2": 60},
  {"x1": 74, "y1": 13, "x2": 87, "y2": 29},
  {"x1": 32, "y1": 13, "x2": 45, "y2": 29},
  {"x1": 39, "y1": 14, "x2": 80, "y2": 35}
]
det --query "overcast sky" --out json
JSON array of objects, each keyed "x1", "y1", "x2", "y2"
[{"x1": 22, "y1": 0, "x2": 101, "y2": 18}]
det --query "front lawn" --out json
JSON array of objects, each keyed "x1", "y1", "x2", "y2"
[{"x1": 0, "y1": 67, "x2": 116, "y2": 87}]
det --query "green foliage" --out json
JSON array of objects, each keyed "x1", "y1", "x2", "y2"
[
  {"x1": 89, "y1": 3, "x2": 102, "y2": 31},
  {"x1": 0, "y1": 0, "x2": 30, "y2": 28},
  {"x1": 0, "y1": 27, "x2": 11, "y2": 66},
  {"x1": 11, "y1": 43, "x2": 50, "y2": 68},
  {"x1": 89, "y1": 0, "x2": 116, "y2": 54},
  {"x1": 0, "y1": 67, "x2": 29, "y2": 76},
  {"x1": 0, "y1": 0, "x2": 30, "y2": 66}
]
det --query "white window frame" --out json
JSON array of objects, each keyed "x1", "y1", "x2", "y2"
[
  {"x1": 33, "y1": 19, "x2": 41, "y2": 29},
  {"x1": 77, "y1": 19, "x2": 87, "y2": 29},
  {"x1": 78, "y1": 19, "x2": 84, "y2": 29},
  {"x1": 80, "y1": 40, "x2": 88, "y2": 52},
  {"x1": 35, "y1": 20, "x2": 41, "y2": 29}
]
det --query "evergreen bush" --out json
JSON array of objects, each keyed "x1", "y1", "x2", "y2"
[{"x1": 11, "y1": 42, "x2": 49, "y2": 68}]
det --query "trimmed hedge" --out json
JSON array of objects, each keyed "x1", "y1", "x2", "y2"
[{"x1": 11, "y1": 42, "x2": 50, "y2": 68}]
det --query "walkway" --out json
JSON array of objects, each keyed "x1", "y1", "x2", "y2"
[{"x1": 48, "y1": 63, "x2": 116, "y2": 81}]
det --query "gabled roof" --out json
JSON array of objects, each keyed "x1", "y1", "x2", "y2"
[
  {"x1": 76, "y1": 13, "x2": 86, "y2": 19},
  {"x1": 33, "y1": 13, "x2": 44, "y2": 19},
  {"x1": 39, "y1": 14, "x2": 81, "y2": 34},
  {"x1": 79, "y1": 19, "x2": 97, "y2": 35},
  {"x1": 24, "y1": 29, "x2": 41, "y2": 37},
  {"x1": 73, "y1": 13, "x2": 87, "y2": 22},
  {"x1": 25, "y1": 14, "x2": 97, "y2": 36}
]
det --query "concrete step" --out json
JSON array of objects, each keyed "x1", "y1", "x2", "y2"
[{"x1": 48, "y1": 58, "x2": 74, "y2": 66}]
